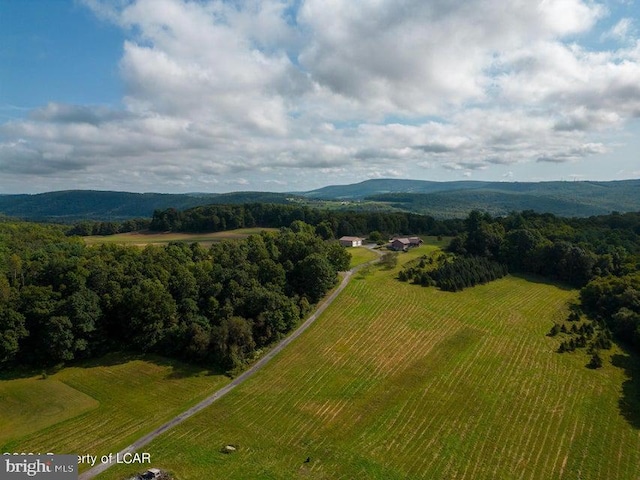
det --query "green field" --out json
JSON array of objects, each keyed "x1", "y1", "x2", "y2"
[
  {"x1": 0, "y1": 354, "x2": 229, "y2": 466},
  {"x1": 4, "y1": 243, "x2": 639, "y2": 479},
  {"x1": 83, "y1": 228, "x2": 278, "y2": 247},
  {"x1": 0, "y1": 377, "x2": 98, "y2": 445},
  {"x1": 348, "y1": 247, "x2": 379, "y2": 269},
  {"x1": 92, "y1": 245, "x2": 640, "y2": 479}
]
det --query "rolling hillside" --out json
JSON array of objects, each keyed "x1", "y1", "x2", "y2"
[
  {"x1": 0, "y1": 179, "x2": 638, "y2": 221},
  {"x1": 307, "y1": 179, "x2": 640, "y2": 217},
  {"x1": 303, "y1": 178, "x2": 640, "y2": 201},
  {"x1": 367, "y1": 189, "x2": 633, "y2": 218},
  {"x1": 0, "y1": 191, "x2": 293, "y2": 222}
]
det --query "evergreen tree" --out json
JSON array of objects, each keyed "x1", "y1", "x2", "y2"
[{"x1": 588, "y1": 351, "x2": 603, "y2": 369}]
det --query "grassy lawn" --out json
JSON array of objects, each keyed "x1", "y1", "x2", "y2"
[
  {"x1": 94, "y1": 244, "x2": 640, "y2": 480},
  {"x1": 0, "y1": 354, "x2": 229, "y2": 471},
  {"x1": 348, "y1": 247, "x2": 379, "y2": 269},
  {"x1": 0, "y1": 377, "x2": 98, "y2": 445},
  {"x1": 83, "y1": 228, "x2": 278, "y2": 247}
]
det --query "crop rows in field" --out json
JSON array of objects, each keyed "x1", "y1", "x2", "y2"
[
  {"x1": 1, "y1": 355, "x2": 228, "y2": 468},
  {"x1": 97, "y1": 247, "x2": 640, "y2": 480}
]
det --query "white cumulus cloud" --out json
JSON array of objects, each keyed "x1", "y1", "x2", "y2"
[{"x1": 0, "y1": 0, "x2": 639, "y2": 192}]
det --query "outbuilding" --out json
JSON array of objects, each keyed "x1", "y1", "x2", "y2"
[
  {"x1": 339, "y1": 236, "x2": 363, "y2": 247},
  {"x1": 408, "y1": 236, "x2": 424, "y2": 247}
]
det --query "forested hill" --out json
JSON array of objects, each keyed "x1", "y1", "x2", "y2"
[
  {"x1": 0, "y1": 191, "x2": 203, "y2": 221},
  {"x1": 0, "y1": 191, "x2": 292, "y2": 222},
  {"x1": 0, "y1": 178, "x2": 638, "y2": 221},
  {"x1": 308, "y1": 179, "x2": 640, "y2": 217},
  {"x1": 304, "y1": 178, "x2": 640, "y2": 201},
  {"x1": 366, "y1": 189, "x2": 634, "y2": 218}
]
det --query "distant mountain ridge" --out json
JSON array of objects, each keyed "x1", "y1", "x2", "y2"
[
  {"x1": 303, "y1": 178, "x2": 640, "y2": 200},
  {"x1": 303, "y1": 178, "x2": 640, "y2": 217},
  {"x1": 302, "y1": 178, "x2": 483, "y2": 198},
  {"x1": 0, "y1": 178, "x2": 638, "y2": 221}
]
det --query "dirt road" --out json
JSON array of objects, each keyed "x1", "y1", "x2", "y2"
[{"x1": 78, "y1": 249, "x2": 381, "y2": 480}]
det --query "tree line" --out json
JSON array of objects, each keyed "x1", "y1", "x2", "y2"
[
  {"x1": 67, "y1": 218, "x2": 151, "y2": 236},
  {"x1": 0, "y1": 220, "x2": 349, "y2": 371},
  {"x1": 446, "y1": 210, "x2": 640, "y2": 287},
  {"x1": 148, "y1": 203, "x2": 464, "y2": 237}
]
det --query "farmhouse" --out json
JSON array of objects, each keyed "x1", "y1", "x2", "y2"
[
  {"x1": 390, "y1": 238, "x2": 410, "y2": 251},
  {"x1": 339, "y1": 236, "x2": 364, "y2": 247},
  {"x1": 390, "y1": 236, "x2": 423, "y2": 251}
]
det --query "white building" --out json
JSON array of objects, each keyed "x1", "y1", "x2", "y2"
[{"x1": 339, "y1": 236, "x2": 363, "y2": 247}]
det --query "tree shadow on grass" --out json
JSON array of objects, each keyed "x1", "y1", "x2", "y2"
[
  {"x1": 611, "y1": 347, "x2": 640, "y2": 429},
  {"x1": 0, "y1": 351, "x2": 223, "y2": 381},
  {"x1": 510, "y1": 273, "x2": 576, "y2": 291},
  {"x1": 144, "y1": 354, "x2": 225, "y2": 379},
  {"x1": 75, "y1": 352, "x2": 222, "y2": 379},
  {"x1": 0, "y1": 351, "x2": 143, "y2": 381},
  {"x1": 0, "y1": 366, "x2": 46, "y2": 381}
]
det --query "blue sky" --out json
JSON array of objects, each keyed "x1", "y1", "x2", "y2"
[
  {"x1": 0, "y1": 1, "x2": 123, "y2": 115},
  {"x1": 1, "y1": 0, "x2": 639, "y2": 193}
]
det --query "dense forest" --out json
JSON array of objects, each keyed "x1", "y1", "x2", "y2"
[
  {"x1": 0, "y1": 220, "x2": 349, "y2": 371},
  {"x1": 148, "y1": 203, "x2": 463, "y2": 237},
  {"x1": 443, "y1": 210, "x2": 640, "y2": 355}
]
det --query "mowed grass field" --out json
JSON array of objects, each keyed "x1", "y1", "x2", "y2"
[
  {"x1": 0, "y1": 354, "x2": 229, "y2": 470},
  {"x1": 348, "y1": 246, "x2": 379, "y2": 269},
  {"x1": 96, "y1": 244, "x2": 640, "y2": 480},
  {"x1": 0, "y1": 377, "x2": 98, "y2": 445},
  {"x1": 83, "y1": 228, "x2": 278, "y2": 247}
]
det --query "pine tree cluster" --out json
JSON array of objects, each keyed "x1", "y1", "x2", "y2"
[
  {"x1": 549, "y1": 310, "x2": 611, "y2": 368},
  {"x1": 398, "y1": 255, "x2": 507, "y2": 292}
]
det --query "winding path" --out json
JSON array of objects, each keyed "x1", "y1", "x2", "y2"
[{"x1": 79, "y1": 247, "x2": 382, "y2": 480}]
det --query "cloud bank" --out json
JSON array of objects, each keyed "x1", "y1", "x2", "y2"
[{"x1": 2, "y1": 0, "x2": 640, "y2": 192}]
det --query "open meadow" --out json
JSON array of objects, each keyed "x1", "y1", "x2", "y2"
[
  {"x1": 83, "y1": 228, "x2": 278, "y2": 247},
  {"x1": 0, "y1": 354, "x2": 229, "y2": 468},
  {"x1": 92, "y1": 244, "x2": 640, "y2": 480}
]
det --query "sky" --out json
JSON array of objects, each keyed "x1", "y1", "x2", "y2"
[{"x1": 1, "y1": 0, "x2": 640, "y2": 194}]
